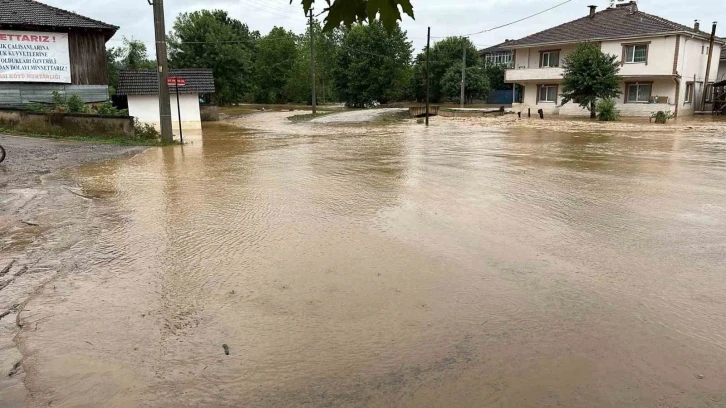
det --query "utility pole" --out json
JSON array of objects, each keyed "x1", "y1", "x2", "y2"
[
  {"x1": 460, "y1": 40, "x2": 466, "y2": 108},
  {"x1": 149, "y1": 0, "x2": 173, "y2": 143},
  {"x1": 309, "y1": 9, "x2": 317, "y2": 115},
  {"x1": 701, "y1": 21, "x2": 717, "y2": 111},
  {"x1": 425, "y1": 27, "x2": 431, "y2": 126}
]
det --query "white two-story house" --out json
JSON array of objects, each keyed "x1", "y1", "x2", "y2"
[{"x1": 504, "y1": 1, "x2": 725, "y2": 117}]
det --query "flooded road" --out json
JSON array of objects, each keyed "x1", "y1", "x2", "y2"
[{"x1": 14, "y1": 112, "x2": 726, "y2": 407}]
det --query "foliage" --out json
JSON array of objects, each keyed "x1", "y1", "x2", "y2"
[
  {"x1": 440, "y1": 63, "x2": 490, "y2": 103},
  {"x1": 66, "y1": 94, "x2": 88, "y2": 113},
  {"x1": 293, "y1": 0, "x2": 415, "y2": 33},
  {"x1": 252, "y1": 27, "x2": 300, "y2": 103},
  {"x1": 332, "y1": 21, "x2": 412, "y2": 107},
  {"x1": 411, "y1": 37, "x2": 482, "y2": 103},
  {"x1": 106, "y1": 37, "x2": 156, "y2": 93},
  {"x1": 134, "y1": 119, "x2": 161, "y2": 140},
  {"x1": 650, "y1": 110, "x2": 675, "y2": 124},
  {"x1": 26, "y1": 103, "x2": 46, "y2": 113},
  {"x1": 169, "y1": 10, "x2": 259, "y2": 105},
  {"x1": 483, "y1": 63, "x2": 508, "y2": 91},
  {"x1": 288, "y1": 21, "x2": 343, "y2": 104},
  {"x1": 560, "y1": 42, "x2": 621, "y2": 119},
  {"x1": 96, "y1": 101, "x2": 129, "y2": 116},
  {"x1": 595, "y1": 98, "x2": 620, "y2": 121}
]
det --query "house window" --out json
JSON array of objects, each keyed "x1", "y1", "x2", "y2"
[
  {"x1": 538, "y1": 85, "x2": 558, "y2": 103},
  {"x1": 626, "y1": 83, "x2": 652, "y2": 103},
  {"x1": 624, "y1": 44, "x2": 648, "y2": 63},
  {"x1": 484, "y1": 52, "x2": 512, "y2": 67},
  {"x1": 540, "y1": 51, "x2": 560, "y2": 68},
  {"x1": 685, "y1": 82, "x2": 694, "y2": 103}
]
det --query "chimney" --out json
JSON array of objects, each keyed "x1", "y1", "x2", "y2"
[
  {"x1": 694, "y1": 20, "x2": 700, "y2": 32},
  {"x1": 588, "y1": 5, "x2": 597, "y2": 17}
]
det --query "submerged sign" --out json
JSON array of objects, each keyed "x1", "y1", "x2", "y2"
[{"x1": 0, "y1": 31, "x2": 71, "y2": 83}]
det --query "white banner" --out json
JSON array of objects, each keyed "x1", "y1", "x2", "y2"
[{"x1": 0, "y1": 31, "x2": 71, "y2": 83}]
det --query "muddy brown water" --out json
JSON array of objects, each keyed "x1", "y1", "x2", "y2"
[{"x1": 14, "y1": 113, "x2": 726, "y2": 407}]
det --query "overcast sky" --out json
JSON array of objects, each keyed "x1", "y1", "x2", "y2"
[{"x1": 45, "y1": 0, "x2": 725, "y2": 53}]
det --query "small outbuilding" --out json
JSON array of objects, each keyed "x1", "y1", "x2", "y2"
[{"x1": 116, "y1": 69, "x2": 215, "y2": 130}]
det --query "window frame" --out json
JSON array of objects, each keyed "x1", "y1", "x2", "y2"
[
  {"x1": 621, "y1": 42, "x2": 650, "y2": 65},
  {"x1": 537, "y1": 84, "x2": 559, "y2": 103},
  {"x1": 625, "y1": 82, "x2": 653, "y2": 104},
  {"x1": 684, "y1": 82, "x2": 694, "y2": 103},
  {"x1": 539, "y1": 49, "x2": 561, "y2": 68}
]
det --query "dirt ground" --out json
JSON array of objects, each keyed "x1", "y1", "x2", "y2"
[{"x1": 0, "y1": 134, "x2": 146, "y2": 406}]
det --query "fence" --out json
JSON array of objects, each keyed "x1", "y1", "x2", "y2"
[{"x1": 0, "y1": 84, "x2": 110, "y2": 108}]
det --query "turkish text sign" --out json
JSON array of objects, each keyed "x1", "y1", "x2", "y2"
[{"x1": 0, "y1": 31, "x2": 71, "y2": 83}]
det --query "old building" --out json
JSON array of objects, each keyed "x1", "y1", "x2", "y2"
[
  {"x1": 0, "y1": 0, "x2": 118, "y2": 107},
  {"x1": 504, "y1": 1, "x2": 725, "y2": 117},
  {"x1": 116, "y1": 69, "x2": 215, "y2": 130}
]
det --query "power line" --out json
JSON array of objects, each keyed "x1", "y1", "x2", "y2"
[{"x1": 431, "y1": 0, "x2": 574, "y2": 39}]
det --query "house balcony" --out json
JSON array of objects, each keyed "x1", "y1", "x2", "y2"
[{"x1": 505, "y1": 67, "x2": 564, "y2": 83}]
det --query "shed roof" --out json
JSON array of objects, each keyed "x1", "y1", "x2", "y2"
[
  {"x1": 506, "y1": 5, "x2": 724, "y2": 48},
  {"x1": 116, "y1": 69, "x2": 216, "y2": 96},
  {"x1": 0, "y1": 0, "x2": 117, "y2": 34},
  {"x1": 480, "y1": 42, "x2": 515, "y2": 55}
]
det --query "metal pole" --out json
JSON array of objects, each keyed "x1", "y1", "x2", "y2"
[
  {"x1": 461, "y1": 40, "x2": 466, "y2": 108},
  {"x1": 309, "y1": 10, "x2": 317, "y2": 115},
  {"x1": 151, "y1": 0, "x2": 173, "y2": 143},
  {"x1": 425, "y1": 27, "x2": 431, "y2": 126},
  {"x1": 175, "y1": 83, "x2": 183, "y2": 144},
  {"x1": 701, "y1": 21, "x2": 717, "y2": 111}
]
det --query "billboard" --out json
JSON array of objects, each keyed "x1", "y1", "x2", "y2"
[{"x1": 0, "y1": 31, "x2": 71, "y2": 83}]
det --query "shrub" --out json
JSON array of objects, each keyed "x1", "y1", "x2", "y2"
[
  {"x1": 596, "y1": 98, "x2": 620, "y2": 121},
  {"x1": 26, "y1": 103, "x2": 47, "y2": 113},
  {"x1": 51, "y1": 91, "x2": 67, "y2": 113},
  {"x1": 650, "y1": 111, "x2": 675, "y2": 124},
  {"x1": 200, "y1": 106, "x2": 220, "y2": 122},
  {"x1": 95, "y1": 101, "x2": 128, "y2": 116},
  {"x1": 133, "y1": 119, "x2": 161, "y2": 140},
  {"x1": 66, "y1": 94, "x2": 88, "y2": 113}
]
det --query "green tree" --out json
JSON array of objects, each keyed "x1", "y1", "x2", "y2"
[
  {"x1": 560, "y1": 42, "x2": 621, "y2": 119},
  {"x1": 483, "y1": 63, "x2": 508, "y2": 91},
  {"x1": 440, "y1": 64, "x2": 490, "y2": 104},
  {"x1": 292, "y1": 0, "x2": 414, "y2": 33},
  {"x1": 253, "y1": 27, "x2": 300, "y2": 103},
  {"x1": 168, "y1": 10, "x2": 258, "y2": 105},
  {"x1": 411, "y1": 37, "x2": 481, "y2": 103},
  {"x1": 332, "y1": 21, "x2": 412, "y2": 107},
  {"x1": 106, "y1": 38, "x2": 155, "y2": 93}
]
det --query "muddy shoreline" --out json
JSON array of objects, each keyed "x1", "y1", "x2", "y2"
[{"x1": 0, "y1": 134, "x2": 146, "y2": 406}]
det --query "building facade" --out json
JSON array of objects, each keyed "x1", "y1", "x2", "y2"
[
  {"x1": 116, "y1": 69, "x2": 215, "y2": 131},
  {"x1": 0, "y1": 0, "x2": 117, "y2": 107},
  {"x1": 504, "y1": 1, "x2": 724, "y2": 117}
]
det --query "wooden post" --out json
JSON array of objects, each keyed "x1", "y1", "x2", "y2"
[
  {"x1": 150, "y1": 0, "x2": 173, "y2": 143},
  {"x1": 425, "y1": 27, "x2": 431, "y2": 126},
  {"x1": 701, "y1": 22, "x2": 717, "y2": 111},
  {"x1": 175, "y1": 83, "x2": 183, "y2": 144}
]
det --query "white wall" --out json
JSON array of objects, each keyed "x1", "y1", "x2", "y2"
[
  {"x1": 128, "y1": 94, "x2": 202, "y2": 130},
  {"x1": 513, "y1": 44, "x2": 578, "y2": 69},
  {"x1": 600, "y1": 36, "x2": 677, "y2": 76}
]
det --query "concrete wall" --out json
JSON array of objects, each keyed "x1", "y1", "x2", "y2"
[
  {"x1": 128, "y1": 94, "x2": 202, "y2": 130},
  {"x1": 0, "y1": 109, "x2": 134, "y2": 138},
  {"x1": 601, "y1": 36, "x2": 677, "y2": 76}
]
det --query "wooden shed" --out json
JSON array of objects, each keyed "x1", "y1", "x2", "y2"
[{"x1": 0, "y1": 0, "x2": 118, "y2": 107}]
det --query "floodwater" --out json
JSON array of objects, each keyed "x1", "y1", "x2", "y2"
[{"x1": 15, "y1": 112, "x2": 726, "y2": 407}]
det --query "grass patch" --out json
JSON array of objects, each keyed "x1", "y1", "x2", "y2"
[
  {"x1": 0, "y1": 127, "x2": 169, "y2": 146},
  {"x1": 287, "y1": 111, "x2": 336, "y2": 122},
  {"x1": 371, "y1": 110, "x2": 410, "y2": 125}
]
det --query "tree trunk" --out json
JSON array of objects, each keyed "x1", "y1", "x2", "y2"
[{"x1": 590, "y1": 101, "x2": 597, "y2": 119}]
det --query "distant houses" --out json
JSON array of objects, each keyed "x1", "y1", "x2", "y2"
[
  {"x1": 0, "y1": 0, "x2": 117, "y2": 107},
  {"x1": 495, "y1": 1, "x2": 724, "y2": 116}
]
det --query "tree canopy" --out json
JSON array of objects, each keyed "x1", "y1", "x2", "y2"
[
  {"x1": 332, "y1": 21, "x2": 413, "y2": 107},
  {"x1": 252, "y1": 27, "x2": 300, "y2": 104},
  {"x1": 441, "y1": 64, "x2": 490, "y2": 104},
  {"x1": 168, "y1": 10, "x2": 259, "y2": 105},
  {"x1": 107, "y1": 38, "x2": 155, "y2": 93},
  {"x1": 292, "y1": 0, "x2": 415, "y2": 33},
  {"x1": 560, "y1": 42, "x2": 621, "y2": 118}
]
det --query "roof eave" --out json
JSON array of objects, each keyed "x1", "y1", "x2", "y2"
[{"x1": 507, "y1": 31, "x2": 726, "y2": 49}]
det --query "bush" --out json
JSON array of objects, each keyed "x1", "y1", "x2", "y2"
[
  {"x1": 596, "y1": 98, "x2": 620, "y2": 121},
  {"x1": 51, "y1": 91, "x2": 67, "y2": 113},
  {"x1": 95, "y1": 101, "x2": 128, "y2": 116},
  {"x1": 650, "y1": 111, "x2": 675, "y2": 124},
  {"x1": 133, "y1": 119, "x2": 161, "y2": 140},
  {"x1": 26, "y1": 103, "x2": 47, "y2": 113},
  {"x1": 200, "y1": 106, "x2": 220, "y2": 122},
  {"x1": 66, "y1": 94, "x2": 88, "y2": 113}
]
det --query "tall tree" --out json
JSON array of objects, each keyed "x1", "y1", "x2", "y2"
[
  {"x1": 168, "y1": 10, "x2": 258, "y2": 105},
  {"x1": 253, "y1": 27, "x2": 300, "y2": 103},
  {"x1": 441, "y1": 64, "x2": 490, "y2": 104},
  {"x1": 560, "y1": 42, "x2": 621, "y2": 119},
  {"x1": 106, "y1": 38, "x2": 155, "y2": 93},
  {"x1": 411, "y1": 37, "x2": 481, "y2": 103},
  {"x1": 291, "y1": 0, "x2": 414, "y2": 33},
  {"x1": 332, "y1": 21, "x2": 412, "y2": 107}
]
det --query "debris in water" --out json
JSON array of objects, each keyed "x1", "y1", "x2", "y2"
[
  {"x1": 223, "y1": 344, "x2": 230, "y2": 355},
  {"x1": 695, "y1": 374, "x2": 705, "y2": 380}
]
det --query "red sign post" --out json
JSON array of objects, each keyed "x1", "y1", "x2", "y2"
[{"x1": 167, "y1": 77, "x2": 186, "y2": 142}]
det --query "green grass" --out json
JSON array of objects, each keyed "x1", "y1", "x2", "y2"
[
  {"x1": 371, "y1": 110, "x2": 411, "y2": 125},
  {"x1": 0, "y1": 127, "x2": 169, "y2": 146}
]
